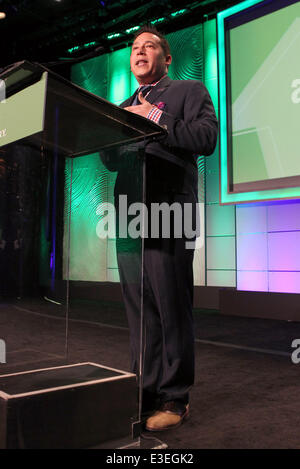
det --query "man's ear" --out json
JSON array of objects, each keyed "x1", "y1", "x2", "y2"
[{"x1": 166, "y1": 55, "x2": 172, "y2": 67}]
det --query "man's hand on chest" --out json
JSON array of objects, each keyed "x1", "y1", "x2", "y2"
[{"x1": 124, "y1": 92, "x2": 153, "y2": 118}]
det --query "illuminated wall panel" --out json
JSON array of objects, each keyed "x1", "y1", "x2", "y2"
[
  {"x1": 109, "y1": 47, "x2": 131, "y2": 74},
  {"x1": 193, "y1": 202, "x2": 205, "y2": 286},
  {"x1": 206, "y1": 237, "x2": 236, "y2": 270},
  {"x1": 70, "y1": 24, "x2": 206, "y2": 285},
  {"x1": 65, "y1": 16, "x2": 300, "y2": 296},
  {"x1": 63, "y1": 155, "x2": 109, "y2": 281},
  {"x1": 268, "y1": 203, "x2": 300, "y2": 232},
  {"x1": 237, "y1": 271, "x2": 268, "y2": 292},
  {"x1": 205, "y1": 80, "x2": 219, "y2": 117},
  {"x1": 204, "y1": 47, "x2": 217, "y2": 82},
  {"x1": 236, "y1": 206, "x2": 267, "y2": 234},
  {"x1": 108, "y1": 48, "x2": 132, "y2": 105},
  {"x1": 203, "y1": 19, "x2": 219, "y2": 114},
  {"x1": 236, "y1": 205, "x2": 267, "y2": 291},
  {"x1": 207, "y1": 270, "x2": 236, "y2": 287},
  {"x1": 206, "y1": 204, "x2": 235, "y2": 237},
  {"x1": 107, "y1": 268, "x2": 120, "y2": 283},
  {"x1": 237, "y1": 234, "x2": 268, "y2": 271},
  {"x1": 205, "y1": 172, "x2": 219, "y2": 204},
  {"x1": 236, "y1": 201, "x2": 300, "y2": 294},
  {"x1": 204, "y1": 19, "x2": 236, "y2": 288},
  {"x1": 268, "y1": 232, "x2": 300, "y2": 271},
  {"x1": 108, "y1": 72, "x2": 131, "y2": 106},
  {"x1": 217, "y1": 0, "x2": 300, "y2": 296},
  {"x1": 166, "y1": 24, "x2": 206, "y2": 286},
  {"x1": 206, "y1": 141, "x2": 219, "y2": 173},
  {"x1": 269, "y1": 272, "x2": 300, "y2": 294},
  {"x1": 72, "y1": 54, "x2": 108, "y2": 97},
  {"x1": 107, "y1": 238, "x2": 118, "y2": 270}
]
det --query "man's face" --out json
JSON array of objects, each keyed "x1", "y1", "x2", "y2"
[{"x1": 130, "y1": 32, "x2": 172, "y2": 85}]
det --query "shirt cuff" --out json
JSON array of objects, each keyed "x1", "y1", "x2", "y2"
[{"x1": 147, "y1": 107, "x2": 163, "y2": 124}]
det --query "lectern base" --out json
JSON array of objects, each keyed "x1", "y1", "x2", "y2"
[{"x1": 0, "y1": 362, "x2": 137, "y2": 449}]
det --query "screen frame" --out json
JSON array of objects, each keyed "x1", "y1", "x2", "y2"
[{"x1": 217, "y1": 0, "x2": 300, "y2": 205}]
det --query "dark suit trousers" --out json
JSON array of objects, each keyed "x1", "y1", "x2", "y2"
[
  {"x1": 114, "y1": 150, "x2": 197, "y2": 407},
  {"x1": 117, "y1": 234, "x2": 195, "y2": 406}
]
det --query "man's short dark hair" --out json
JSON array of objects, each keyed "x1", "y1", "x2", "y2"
[{"x1": 133, "y1": 25, "x2": 171, "y2": 57}]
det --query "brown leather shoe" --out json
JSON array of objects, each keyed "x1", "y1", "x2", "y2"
[{"x1": 145, "y1": 401, "x2": 189, "y2": 432}]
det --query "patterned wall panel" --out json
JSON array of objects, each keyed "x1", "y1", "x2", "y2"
[
  {"x1": 63, "y1": 155, "x2": 109, "y2": 281},
  {"x1": 167, "y1": 24, "x2": 206, "y2": 286},
  {"x1": 167, "y1": 25, "x2": 203, "y2": 81},
  {"x1": 73, "y1": 54, "x2": 108, "y2": 97}
]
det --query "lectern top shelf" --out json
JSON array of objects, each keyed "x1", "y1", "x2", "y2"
[{"x1": 0, "y1": 60, "x2": 166, "y2": 157}]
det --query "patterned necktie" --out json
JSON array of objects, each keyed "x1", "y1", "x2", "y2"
[{"x1": 132, "y1": 85, "x2": 153, "y2": 105}]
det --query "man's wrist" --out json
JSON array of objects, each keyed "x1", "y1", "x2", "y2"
[{"x1": 147, "y1": 106, "x2": 163, "y2": 124}]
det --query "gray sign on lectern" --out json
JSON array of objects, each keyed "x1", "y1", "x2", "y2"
[{"x1": 0, "y1": 60, "x2": 165, "y2": 154}]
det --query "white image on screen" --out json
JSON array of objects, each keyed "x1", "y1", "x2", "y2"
[
  {"x1": 291, "y1": 79, "x2": 300, "y2": 104},
  {"x1": 232, "y1": 18, "x2": 300, "y2": 181}
]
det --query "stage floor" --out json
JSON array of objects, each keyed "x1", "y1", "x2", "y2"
[{"x1": 1, "y1": 297, "x2": 300, "y2": 448}]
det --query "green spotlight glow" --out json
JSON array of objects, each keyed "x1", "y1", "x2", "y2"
[
  {"x1": 68, "y1": 46, "x2": 80, "y2": 53},
  {"x1": 68, "y1": 41, "x2": 96, "y2": 54},
  {"x1": 108, "y1": 48, "x2": 131, "y2": 104},
  {"x1": 151, "y1": 17, "x2": 166, "y2": 25},
  {"x1": 170, "y1": 9, "x2": 187, "y2": 17},
  {"x1": 107, "y1": 33, "x2": 122, "y2": 40},
  {"x1": 84, "y1": 41, "x2": 96, "y2": 48},
  {"x1": 126, "y1": 25, "x2": 140, "y2": 34}
]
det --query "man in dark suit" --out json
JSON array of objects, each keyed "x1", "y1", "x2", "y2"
[{"x1": 110, "y1": 25, "x2": 218, "y2": 431}]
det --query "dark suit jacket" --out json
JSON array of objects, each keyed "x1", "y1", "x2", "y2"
[{"x1": 102, "y1": 76, "x2": 218, "y2": 204}]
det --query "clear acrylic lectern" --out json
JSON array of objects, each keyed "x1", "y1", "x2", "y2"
[{"x1": 0, "y1": 61, "x2": 165, "y2": 449}]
